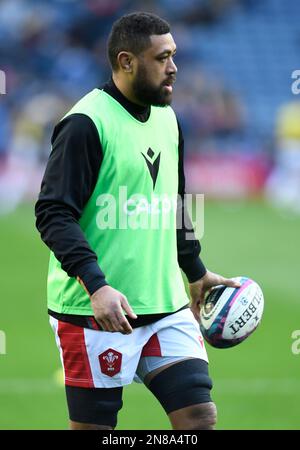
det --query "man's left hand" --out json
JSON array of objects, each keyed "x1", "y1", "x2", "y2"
[{"x1": 189, "y1": 270, "x2": 241, "y2": 322}]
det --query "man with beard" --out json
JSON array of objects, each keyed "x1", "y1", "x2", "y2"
[{"x1": 35, "y1": 12, "x2": 239, "y2": 430}]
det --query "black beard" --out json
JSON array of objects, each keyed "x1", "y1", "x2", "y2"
[{"x1": 132, "y1": 65, "x2": 172, "y2": 107}]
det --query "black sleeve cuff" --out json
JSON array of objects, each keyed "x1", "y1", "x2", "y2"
[
  {"x1": 76, "y1": 261, "x2": 108, "y2": 296},
  {"x1": 179, "y1": 257, "x2": 207, "y2": 283}
]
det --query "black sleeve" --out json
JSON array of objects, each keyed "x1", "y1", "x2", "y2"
[
  {"x1": 35, "y1": 113, "x2": 108, "y2": 296},
  {"x1": 177, "y1": 121, "x2": 207, "y2": 282}
]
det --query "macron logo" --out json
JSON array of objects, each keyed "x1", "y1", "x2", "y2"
[{"x1": 141, "y1": 147, "x2": 161, "y2": 189}]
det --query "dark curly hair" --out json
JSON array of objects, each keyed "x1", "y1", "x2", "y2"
[{"x1": 107, "y1": 12, "x2": 170, "y2": 71}]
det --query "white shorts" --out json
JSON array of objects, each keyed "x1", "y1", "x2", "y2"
[{"x1": 50, "y1": 308, "x2": 208, "y2": 388}]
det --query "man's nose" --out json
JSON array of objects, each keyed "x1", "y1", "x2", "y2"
[{"x1": 167, "y1": 58, "x2": 177, "y2": 74}]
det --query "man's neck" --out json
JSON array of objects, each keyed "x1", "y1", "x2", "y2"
[
  {"x1": 102, "y1": 77, "x2": 150, "y2": 123},
  {"x1": 112, "y1": 73, "x2": 146, "y2": 107}
]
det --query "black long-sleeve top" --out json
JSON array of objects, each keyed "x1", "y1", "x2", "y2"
[{"x1": 35, "y1": 78, "x2": 206, "y2": 329}]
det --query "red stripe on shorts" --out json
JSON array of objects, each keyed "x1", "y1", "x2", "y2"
[
  {"x1": 141, "y1": 333, "x2": 162, "y2": 357},
  {"x1": 57, "y1": 321, "x2": 94, "y2": 388}
]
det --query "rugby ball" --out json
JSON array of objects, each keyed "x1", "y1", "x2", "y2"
[{"x1": 200, "y1": 277, "x2": 264, "y2": 348}]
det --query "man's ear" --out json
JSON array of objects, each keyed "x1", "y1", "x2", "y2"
[{"x1": 117, "y1": 52, "x2": 134, "y2": 72}]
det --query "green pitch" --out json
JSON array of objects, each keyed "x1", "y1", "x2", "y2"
[{"x1": 0, "y1": 200, "x2": 299, "y2": 429}]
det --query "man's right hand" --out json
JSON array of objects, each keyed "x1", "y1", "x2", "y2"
[{"x1": 90, "y1": 285, "x2": 137, "y2": 334}]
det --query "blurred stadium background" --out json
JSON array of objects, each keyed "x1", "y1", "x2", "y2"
[{"x1": 0, "y1": 0, "x2": 300, "y2": 430}]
